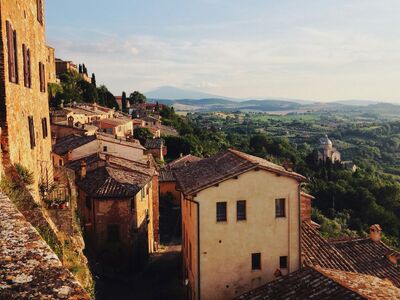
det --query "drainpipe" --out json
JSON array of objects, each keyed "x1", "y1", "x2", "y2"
[
  {"x1": 298, "y1": 183, "x2": 302, "y2": 269},
  {"x1": 186, "y1": 197, "x2": 200, "y2": 300}
]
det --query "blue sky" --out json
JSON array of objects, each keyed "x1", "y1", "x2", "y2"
[{"x1": 46, "y1": 0, "x2": 400, "y2": 101}]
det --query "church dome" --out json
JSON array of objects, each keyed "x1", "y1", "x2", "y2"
[{"x1": 320, "y1": 135, "x2": 333, "y2": 146}]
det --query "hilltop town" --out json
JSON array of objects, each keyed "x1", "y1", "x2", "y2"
[{"x1": 1, "y1": 1, "x2": 400, "y2": 300}]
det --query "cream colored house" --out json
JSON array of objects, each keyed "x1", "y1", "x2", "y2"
[{"x1": 175, "y1": 149, "x2": 306, "y2": 300}]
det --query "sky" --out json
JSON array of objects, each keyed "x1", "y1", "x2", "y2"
[{"x1": 46, "y1": 0, "x2": 400, "y2": 102}]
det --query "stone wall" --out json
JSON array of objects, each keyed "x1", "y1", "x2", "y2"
[
  {"x1": 0, "y1": 192, "x2": 90, "y2": 299},
  {"x1": 0, "y1": 0, "x2": 53, "y2": 201}
]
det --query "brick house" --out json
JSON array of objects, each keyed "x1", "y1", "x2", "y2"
[
  {"x1": 145, "y1": 138, "x2": 166, "y2": 161},
  {"x1": 74, "y1": 154, "x2": 159, "y2": 270},
  {"x1": 0, "y1": 0, "x2": 53, "y2": 199}
]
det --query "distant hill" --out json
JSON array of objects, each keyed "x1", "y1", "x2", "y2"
[
  {"x1": 334, "y1": 100, "x2": 382, "y2": 106},
  {"x1": 145, "y1": 86, "x2": 233, "y2": 100}
]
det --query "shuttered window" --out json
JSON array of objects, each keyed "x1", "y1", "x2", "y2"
[
  {"x1": 28, "y1": 116, "x2": 36, "y2": 149},
  {"x1": 22, "y1": 44, "x2": 32, "y2": 88},
  {"x1": 41, "y1": 117, "x2": 48, "y2": 138},
  {"x1": 39, "y1": 62, "x2": 46, "y2": 92},
  {"x1": 37, "y1": 0, "x2": 43, "y2": 24},
  {"x1": 6, "y1": 21, "x2": 18, "y2": 84}
]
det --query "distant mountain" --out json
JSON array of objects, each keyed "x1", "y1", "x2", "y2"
[
  {"x1": 333, "y1": 100, "x2": 382, "y2": 106},
  {"x1": 145, "y1": 86, "x2": 233, "y2": 100}
]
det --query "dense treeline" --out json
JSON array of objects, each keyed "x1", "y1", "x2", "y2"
[
  {"x1": 48, "y1": 71, "x2": 119, "y2": 109},
  {"x1": 160, "y1": 108, "x2": 400, "y2": 248}
]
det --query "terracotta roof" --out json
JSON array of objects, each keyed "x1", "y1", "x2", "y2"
[
  {"x1": 332, "y1": 238, "x2": 400, "y2": 287},
  {"x1": 175, "y1": 149, "x2": 306, "y2": 196},
  {"x1": 97, "y1": 118, "x2": 132, "y2": 127},
  {"x1": 145, "y1": 138, "x2": 163, "y2": 149},
  {"x1": 236, "y1": 267, "x2": 363, "y2": 300},
  {"x1": 236, "y1": 266, "x2": 400, "y2": 300},
  {"x1": 301, "y1": 221, "x2": 356, "y2": 271},
  {"x1": 77, "y1": 165, "x2": 151, "y2": 199},
  {"x1": 53, "y1": 134, "x2": 96, "y2": 156},
  {"x1": 165, "y1": 155, "x2": 202, "y2": 170}
]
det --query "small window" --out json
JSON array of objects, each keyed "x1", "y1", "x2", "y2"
[
  {"x1": 39, "y1": 62, "x2": 46, "y2": 92},
  {"x1": 41, "y1": 117, "x2": 48, "y2": 138},
  {"x1": 237, "y1": 200, "x2": 246, "y2": 221},
  {"x1": 59, "y1": 159, "x2": 63, "y2": 166},
  {"x1": 22, "y1": 44, "x2": 31, "y2": 88},
  {"x1": 28, "y1": 116, "x2": 35, "y2": 149},
  {"x1": 107, "y1": 224, "x2": 120, "y2": 243},
  {"x1": 37, "y1": 0, "x2": 44, "y2": 24},
  {"x1": 252, "y1": 253, "x2": 261, "y2": 270},
  {"x1": 216, "y1": 202, "x2": 227, "y2": 222},
  {"x1": 6, "y1": 21, "x2": 18, "y2": 84},
  {"x1": 103, "y1": 146, "x2": 108, "y2": 152},
  {"x1": 280, "y1": 256, "x2": 288, "y2": 269},
  {"x1": 85, "y1": 197, "x2": 91, "y2": 210},
  {"x1": 275, "y1": 198, "x2": 286, "y2": 218}
]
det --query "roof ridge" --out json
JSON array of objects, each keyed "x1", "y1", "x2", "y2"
[{"x1": 227, "y1": 148, "x2": 259, "y2": 165}]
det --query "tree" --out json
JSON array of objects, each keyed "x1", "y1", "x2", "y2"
[
  {"x1": 97, "y1": 85, "x2": 119, "y2": 109},
  {"x1": 133, "y1": 127, "x2": 153, "y2": 145},
  {"x1": 155, "y1": 101, "x2": 160, "y2": 112},
  {"x1": 91, "y1": 73, "x2": 97, "y2": 87},
  {"x1": 78, "y1": 64, "x2": 83, "y2": 74},
  {"x1": 77, "y1": 79, "x2": 98, "y2": 103},
  {"x1": 121, "y1": 91, "x2": 127, "y2": 113},
  {"x1": 129, "y1": 91, "x2": 146, "y2": 105},
  {"x1": 82, "y1": 64, "x2": 88, "y2": 75}
]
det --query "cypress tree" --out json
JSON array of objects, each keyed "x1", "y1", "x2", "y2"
[
  {"x1": 122, "y1": 91, "x2": 127, "y2": 112},
  {"x1": 91, "y1": 73, "x2": 96, "y2": 87}
]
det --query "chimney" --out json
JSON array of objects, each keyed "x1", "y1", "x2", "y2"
[
  {"x1": 387, "y1": 252, "x2": 400, "y2": 265},
  {"x1": 283, "y1": 160, "x2": 294, "y2": 172},
  {"x1": 370, "y1": 224, "x2": 382, "y2": 242},
  {"x1": 67, "y1": 116, "x2": 74, "y2": 127},
  {"x1": 80, "y1": 161, "x2": 87, "y2": 179}
]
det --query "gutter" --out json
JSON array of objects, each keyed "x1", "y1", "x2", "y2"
[{"x1": 186, "y1": 197, "x2": 201, "y2": 300}]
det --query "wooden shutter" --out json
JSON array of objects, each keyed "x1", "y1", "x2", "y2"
[
  {"x1": 23, "y1": 44, "x2": 27, "y2": 87},
  {"x1": 27, "y1": 49, "x2": 32, "y2": 87},
  {"x1": 28, "y1": 116, "x2": 36, "y2": 149},
  {"x1": 6, "y1": 21, "x2": 15, "y2": 83},
  {"x1": 13, "y1": 30, "x2": 18, "y2": 83},
  {"x1": 37, "y1": 0, "x2": 43, "y2": 24},
  {"x1": 39, "y1": 62, "x2": 46, "y2": 92},
  {"x1": 42, "y1": 117, "x2": 48, "y2": 138}
]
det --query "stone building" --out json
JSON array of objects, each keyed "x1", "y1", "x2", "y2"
[
  {"x1": 175, "y1": 149, "x2": 306, "y2": 300},
  {"x1": 145, "y1": 138, "x2": 166, "y2": 161},
  {"x1": 0, "y1": 0, "x2": 53, "y2": 199},
  {"x1": 317, "y1": 135, "x2": 341, "y2": 163},
  {"x1": 55, "y1": 58, "x2": 77, "y2": 77},
  {"x1": 73, "y1": 154, "x2": 159, "y2": 270},
  {"x1": 46, "y1": 45, "x2": 57, "y2": 84}
]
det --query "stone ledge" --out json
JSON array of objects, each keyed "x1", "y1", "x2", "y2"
[{"x1": 0, "y1": 193, "x2": 90, "y2": 299}]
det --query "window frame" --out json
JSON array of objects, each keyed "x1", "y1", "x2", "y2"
[
  {"x1": 275, "y1": 198, "x2": 286, "y2": 218},
  {"x1": 6, "y1": 21, "x2": 18, "y2": 84},
  {"x1": 37, "y1": 0, "x2": 44, "y2": 25},
  {"x1": 279, "y1": 256, "x2": 288, "y2": 269},
  {"x1": 39, "y1": 62, "x2": 46, "y2": 93},
  {"x1": 28, "y1": 116, "x2": 36, "y2": 149},
  {"x1": 41, "y1": 117, "x2": 48, "y2": 139},
  {"x1": 22, "y1": 44, "x2": 32, "y2": 88},
  {"x1": 251, "y1": 253, "x2": 261, "y2": 270},
  {"x1": 216, "y1": 201, "x2": 227, "y2": 222},
  {"x1": 236, "y1": 200, "x2": 246, "y2": 221}
]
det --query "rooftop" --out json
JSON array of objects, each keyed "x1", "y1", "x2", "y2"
[
  {"x1": 53, "y1": 134, "x2": 96, "y2": 156},
  {"x1": 165, "y1": 155, "x2": 202, "y2": 170},
  {"x1": 236, "y1": 266, "x2": 400, "y2": 300},
  {"x1": 145, "y1": 138, "x2": 164, "y2": 149},
  {"x1": 0, "y1": 193, "x2": 90, "y2": 299},
  {"x1": 175, "y1": 149, "x2": 306, "y2": 196}
]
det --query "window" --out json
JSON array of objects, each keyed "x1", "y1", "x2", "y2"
[
  {"x1": 39, "y1": 62, "x2": 46, "y2": 92},
  {"x1": 41, "y1": 117, "x2": 48, "y2": 138},
  {"x1": 280, "y1": 256, "x2": 288, "y2": 269},
  {"x1": 103, "y1": 146, "x2": 108, "y2": 152},
  {"x1": 216, "y1": 202, "x2": 227, "y2": 222},
  {"x1": 85, "y1": 197, "x2": 91, "y2": 210},
  {"x1": 22, "y1": 44, "x2": 31, "y2": 88},
  {"x1": 130, "y1": 198, "x2": 135, "y2": 211},
  {"x1": 28, "y1": 116, "x2": 35, "y2": 149},
  {"x1": 107, "y1": 224, "x2": 120, "y2": 243},
  {"x1": 252, "y1": 253, "x2": 261, "y2": 270},
  {"x1": 237, "y1": 200, "x2": 246, "y2": 221},
  {"x1": 6, "y1": 21, "x2": 18, "y2": 83},
  {"x1": 59, "y1": 159, "x2": 63, "y2": 166},
  {"x1": 37, "y1": 0, "x2": 44, "y2": 24},
  {"x1": 275, "y1": 198, "x2": 286, "y2": 218}
]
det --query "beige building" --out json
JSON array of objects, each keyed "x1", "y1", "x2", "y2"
[
  {"x1": 175, "y1": 149, "x2": 306, "y2": 300},
  {"x1": 46, "y1": 45, "x2": 57, "y2": 83},
  {"x1": 95, "y1": 117, "x2": 133, "y2": 138},
  {"x1": 0, "y1": 0, "x2": 53, "y2": 199}
]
